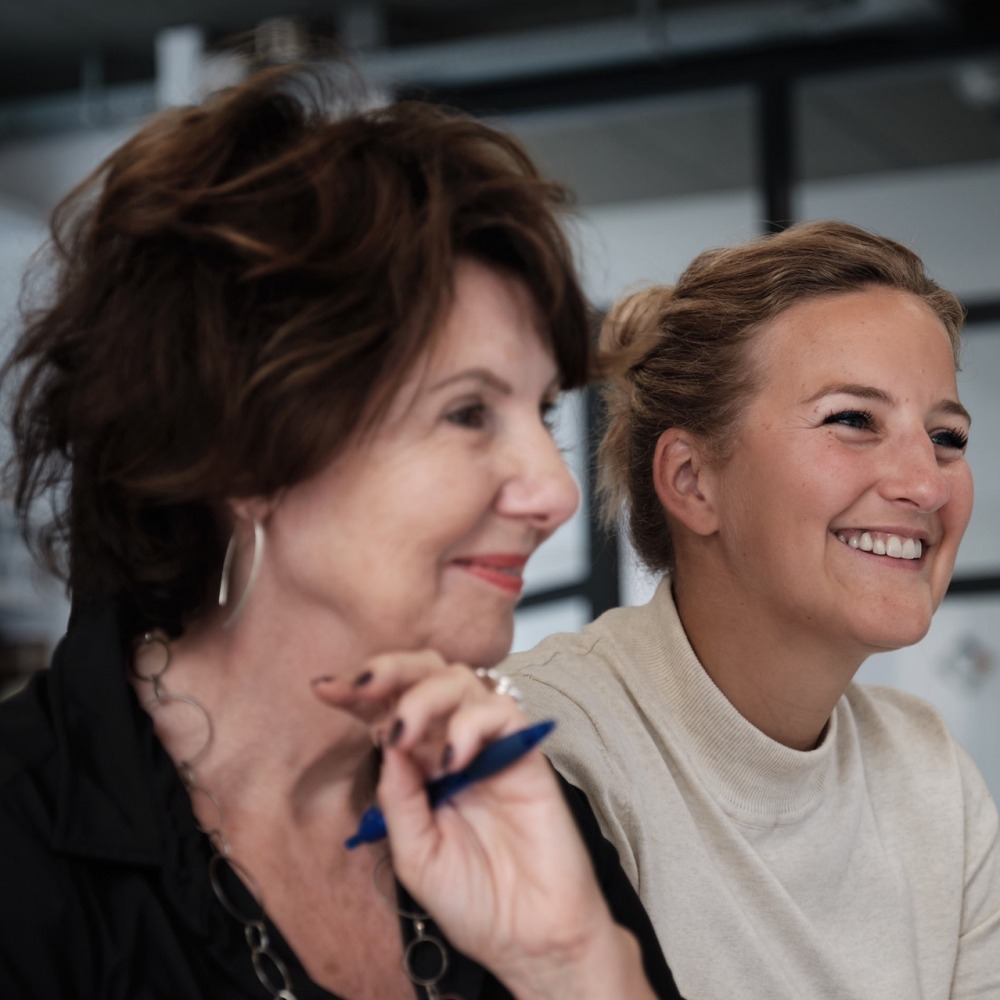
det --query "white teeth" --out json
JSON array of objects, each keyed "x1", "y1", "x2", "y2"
[{"x1": 838, "y1": 531, "x2": 922, "y2": 560}]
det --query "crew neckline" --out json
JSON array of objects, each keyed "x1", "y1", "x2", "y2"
[{"x1": 614, "y1": 579, "x2": 838, "y2": 823}]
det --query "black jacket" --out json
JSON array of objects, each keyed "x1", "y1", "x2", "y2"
[{"x1": 0, "y1": 601, "x2": 680, "y2": 999}]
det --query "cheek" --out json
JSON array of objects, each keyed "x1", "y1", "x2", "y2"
[
  {"x1": 802, "y1": 444, "x2": 875, "y2": 515},
  {"x1": 945, "y1": 467, "x2": 975, "y2": 538}
]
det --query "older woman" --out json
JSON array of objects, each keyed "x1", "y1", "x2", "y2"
[
  {"x1": 505, "y1": 220, "x2": 1000, "y2": 998},
  {"x1": 0, "y1": 67, "x2": 680, "y2": 999}
]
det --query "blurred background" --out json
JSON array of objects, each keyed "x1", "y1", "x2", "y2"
[{"x1": 1, "y1": 0, "x2": 998, "y2": 796}]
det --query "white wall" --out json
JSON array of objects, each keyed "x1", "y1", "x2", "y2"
[
  {"x1": 571, "y1": 188, "x2": 763, "y2": 308},
  {"x1": 800, "y1": 160, "x2": 1000, "y2": 302},
  {"x1": 0, "y1": 203, "x2": 70, "y2": 649},
  {"x1": 0, "y1": 126, "x2": 149, "y2": 652}
]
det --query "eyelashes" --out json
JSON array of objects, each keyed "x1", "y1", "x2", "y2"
[
  {"x1": 932, "y1": 427, "x2": 969, "y2": 451},
  {"x1": 444, "y1": 398, "x2": 561, "y2": 433},
  {"x1": 822, "y1": 408, "x2": 875, "y2": 431},
  {"x1": 445, "y1": 402, "x2": 488, "y2": 429},
  {"x1": 821, "y1": 408, "x2": 969, "y2": 451}
]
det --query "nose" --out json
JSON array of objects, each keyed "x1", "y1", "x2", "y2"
[
  {"x1": 497, "y1": 421, "x2": 580, "y2": 534},
  {"x1": 878, "y1": 431, "x2": 951, "y2": 514}
]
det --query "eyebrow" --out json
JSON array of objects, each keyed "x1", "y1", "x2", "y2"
[
  {"x1": 429, "y1": 367, "x2": 561, "y2": 397},
  {"x1": 429, "y1": 369, "x2": 513, "y2": 395},
  {"x1": 805, "y1": 382, "x2": 972, "y2": 424}
]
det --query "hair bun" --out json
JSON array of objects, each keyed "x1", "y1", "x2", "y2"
[{"x1": 597, "y1": 284, "x2": 676, "y2": 379}]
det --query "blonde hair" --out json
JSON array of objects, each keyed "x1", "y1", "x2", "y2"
[{"x1": 598, "y1": 219, "x2": 965, "y2": 574}]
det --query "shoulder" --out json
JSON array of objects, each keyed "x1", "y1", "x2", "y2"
[
  {"x1": 555, "y1": 772, "x2": 682, "y2": 999},
  {"x1": 502, "y1": 614, "x2": 638, "y2": 781},
  {"x1": 505, "y1": 619, "x2": 610, "y2": 677},
  {"x1": 505, "y1": 596, "x2": 666, "y2": 691},
  {"x1": 0, "y1": 665, "x2": 91, "y2": 963},
  {"x1": 0, "y1": 662, "x2": 62, "y2": 843},
  {"x1": 502, "y1": 582, "x2": 685, "y2": 781},
  {"x1": 844, "y1": 687, "x2": 1000, "y2": 978},
  {"x1": 0, "y1": 753, "x2": 82, "y2": 995},
  {"x1": 844, "y1": 681, "x2": 959, "y2": 758},
  {"x1": 503, "y1": 584, "x2": 685, "y2": 755},
  {"x1": 0, "y1": 670, "x2": 57, "y2": 804},
  {"x1": 842, "y1": 681, "x2": 974, "y2": 785},
  {"x1": 0, "y1": 674, "x2": 65, "y2": 899},
  {"x1": 843, "y1": 682, "x2": 998, "y2": 843},
  {"x1": 502, "y1": 601, "x2": 680, "y2": 878},
  {"x1": 504, "y1": 612, "x2": 625, "y2": 745}
]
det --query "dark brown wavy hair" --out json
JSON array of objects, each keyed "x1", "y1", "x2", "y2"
[
  {"x1": 2, "y1": 65, "x2": 592, "y2": 633},
  {"x1": 597, "y1": 219, "x2": 965, "y2": 575}
]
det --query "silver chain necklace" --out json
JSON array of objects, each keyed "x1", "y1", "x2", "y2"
[{"x1": 131, "y1": 632, "x2": 460, "y2": 1000}]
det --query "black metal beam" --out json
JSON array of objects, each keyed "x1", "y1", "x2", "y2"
[
  {"x1": 517, "y1": 580, "x2": 592, "y2": 610},
  {"x1": 583, "y1": 385, "x2": 621, "y2": 617},
  {"x1": 947, "y1": 575, "x2": 1000, "y2": 595},
  {"x1": 401, "y1": 26, "x2": 1000, "y2": 118},
  {"x1": 758, "y1": 77, "x2": 795, "y2": 233},
  {"x1": 964, "y1": 300, "x2": 1000, "y2": 327}
]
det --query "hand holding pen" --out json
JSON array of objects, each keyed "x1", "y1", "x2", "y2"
[
  {"x1": 310, "y1": 650, "x2": 564, "y2": 860},
  {"x1": 312, "y1": 649, "x2": 651, "y2": 997},
  {"x1": 346, "y1": 719, "x2": 556, "y2": 848}
]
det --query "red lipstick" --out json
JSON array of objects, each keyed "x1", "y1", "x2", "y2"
[{"x1": 452, "y1": 554, "x2": 528, "y2": 594}]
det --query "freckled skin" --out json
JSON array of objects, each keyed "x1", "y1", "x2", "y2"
[
  {"x1": 675, "y1": 287, "x2": 973, "y2": 742},
  {"x1": 714, "y1": 289, "x2": 969, "y2": 658}
]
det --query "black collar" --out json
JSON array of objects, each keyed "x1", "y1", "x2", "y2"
[
  {"x1": 13, "y1": 600, "x2": 489, "y2": 998},
  {"x1": 44, "y1": 601, "x2": 215, "y2": 933}
]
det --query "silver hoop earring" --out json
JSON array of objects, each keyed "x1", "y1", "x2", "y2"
[{"x1": 218, "y1": 517, "x2": 264, "y2": 628}]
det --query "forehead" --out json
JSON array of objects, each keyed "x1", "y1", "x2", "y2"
[
  {"x1": 433, "y1": 259, "x2": 545, "y2": 361},
  {"x1": 384, "y1": 259, "x2": 555, "y2": 419},
  {"x1": 752, "y1": 287, "x2": 958, "y2": 394}
]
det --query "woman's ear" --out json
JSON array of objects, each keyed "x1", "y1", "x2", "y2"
[
  {"x1": 226, "y1": 495, "x2": 277, "y2": 532},
  {"x1": 652, "y1": 428, "x2": 719, "y2": 537}
]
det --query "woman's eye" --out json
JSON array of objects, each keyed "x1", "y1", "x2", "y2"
[
  {"x1": 823, "y1": 409, "x2": 875, "y2": 431},
  {"x1": 446, "y1": 402, "x2": 488, "y2": 429},
  {"x1": 931, "y1": 427, "x2": 969, "y2": 451}
]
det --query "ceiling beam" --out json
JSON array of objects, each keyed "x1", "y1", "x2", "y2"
[{"x1": 0, "y1": 0, "x2": 988, "y2": 139}]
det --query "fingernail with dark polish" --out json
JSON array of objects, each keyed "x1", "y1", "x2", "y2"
[
  {"x1": 387, "y1": 719, "x2": 404, "y2": 746},
  {"x1": 440, "y1": 744, "x2": 454, "y2": 771},
  {"x1": 352, "y1": 670, "x2": 373, "y2": 688}
]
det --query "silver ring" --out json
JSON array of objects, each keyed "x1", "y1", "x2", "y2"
[{"x1": 474, "y1": 666, "x2": 523, "y2": 704}]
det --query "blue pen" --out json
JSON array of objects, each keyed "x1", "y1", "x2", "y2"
[{"x1": 345, "y1": 719, "x2": 556, "y2": 849}]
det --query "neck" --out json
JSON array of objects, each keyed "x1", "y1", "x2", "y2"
[
  {"x1": 671, "y1": 571, "x2": 864, "y2": 751},
  {"x1": 130, "y1": 614, "x2": 378, "y2": 835}
]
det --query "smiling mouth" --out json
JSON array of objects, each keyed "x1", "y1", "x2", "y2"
[
  {"x1": 452, "y1": 557, "x2": 527, "y2": 593},
  {"x1": 835, "y1": 529, "x2": 923, "y2": 561}
]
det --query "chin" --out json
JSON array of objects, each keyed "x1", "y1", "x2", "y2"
[
  {"x1": 446, "y1": 629, "x2": 514, "y2": 671},
  {"x1": 863, "y1": 619, "x2": 934, "y2": 655},
  {"x1": 404, "y1": 598, "x2": 512, "y2": 667},
  {"x1": 853, "y1": 592, "x2": 936, "y2": 651}
]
